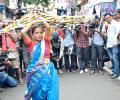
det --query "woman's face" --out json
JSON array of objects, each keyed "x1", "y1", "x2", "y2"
[{"x1": 33, "y1": 27, "x2": 43, "y2": 42}]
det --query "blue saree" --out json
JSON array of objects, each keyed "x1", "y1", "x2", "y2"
[{"x1": 25, "y1": 40, "x2": 59, "y2": 100}]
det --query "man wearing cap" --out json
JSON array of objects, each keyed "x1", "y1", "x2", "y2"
[{"x1": 89, "y1": 15, "x2": 104, "y2": 75}]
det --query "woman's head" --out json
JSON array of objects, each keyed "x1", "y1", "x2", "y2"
[{"x1": 32, "y1": 26, "x2": 44, "y2": 42}]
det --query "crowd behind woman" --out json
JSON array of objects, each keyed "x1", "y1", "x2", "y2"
[{"x1": 0, "y1": 9, "x2": 120, "y2": 93}]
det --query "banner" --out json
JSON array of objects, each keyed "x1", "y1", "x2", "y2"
[{"x1": 101, "y1": 2, "x2": 116, "y2": 16}]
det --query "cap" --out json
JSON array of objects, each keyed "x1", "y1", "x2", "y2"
[{"x1": 95, "y1": 15, "x2": 99, "y2": 19}]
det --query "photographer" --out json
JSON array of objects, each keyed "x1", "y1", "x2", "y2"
[
  {"x1": 84, "y1": 20, "x2": 92, "y2": 68},
  {"x1": 74, "y1": 22, "x2": 89, "y2": 74},
  {"x1": 0, "y1": 47, "x2": 17, "y2": 92},
  {"x1": 2, "y1": 31, "x2": 23, "y2": 84},
  {"x1": 50, "y1": 31, "x2": 64, "y2": 74},
  {"x1": 89, "y1": 15, "x2": 104, "y2": 75},
  {"x1": 63, "y1": 26, "x2": 77, "y2": 72}
]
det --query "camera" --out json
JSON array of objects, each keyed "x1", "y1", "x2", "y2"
[
  {"x1": 0, "y1": 52, "x2": 8, "y2": 61},
  {"x1": 74, "y1": 24, "x2": 81, "y2": 31},
  {"x1": 89, "y1": 22, "x2": 99, "y2": 29}
]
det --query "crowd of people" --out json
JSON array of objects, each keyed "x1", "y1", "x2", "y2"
[{"x1": 0, "y1": 8, "x2": 120, "y2": 99}]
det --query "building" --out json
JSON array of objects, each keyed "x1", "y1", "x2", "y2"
[
  {"x1": 0, "y1": 0, "x2": 5, "y2": 12},
  {"x1": 0, "y1": 0, "x2": 17, "y2": 9},
  {"x1": 117, "y1": 0, "x2": 120, "y2": 9},
  {"x1": 8, "y1": 0, "x2": 18, "y2": 9},
  {"x1": 0, "y1": 0, "x2": 24, "y2": 19},
  {"x1": 0, "y1": 0, "x2": 6, "y2": 20},
  {"x1": 53, "y1": 0, "x2": 77, "y2": 15}
]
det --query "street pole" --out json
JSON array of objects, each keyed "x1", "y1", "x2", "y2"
[{"x1": 17, "y1": 0, "x2": 22, "y2": 9}]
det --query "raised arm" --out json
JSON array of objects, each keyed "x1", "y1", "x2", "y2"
[
  {"x1": 8, "y1": 32, "x2": 18, "y2": 42},
  {"x1": 44, "y1": 21, "x2": 54, "y2": 35},
  {"x1": 21, "y1": 22, "x2": 34, "y2": 46},
  {"x1": 81, "y1": 27, "x2": 90, "y2": 36}
]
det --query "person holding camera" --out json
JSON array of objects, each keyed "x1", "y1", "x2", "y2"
[
  {"x1": 0, "y1": 47, "x2": 17, "y2": 92},
  {"x1": 2, "y1": 31, "x2": 23, "y2": 84},
  {"x1": 74, "y1": 22, "x2": 89, "y2": 74},
  {"x1": 50, "y1": 31, "x2": 64, "y2": 74},
  {"x1": 63, "y1": 26, "x2": 77, "y2": 72},
  {"x1": 89, "y1": 15, "x2": 104, "y2": 75}
]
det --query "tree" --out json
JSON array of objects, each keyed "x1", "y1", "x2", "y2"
[{"x1": 23, "y1": 0, "x2": 50, "y2": 7}]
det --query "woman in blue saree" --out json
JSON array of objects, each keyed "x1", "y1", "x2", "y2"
[{"x1": 21, "y1": 20, "x2": 59, "y2": 100}]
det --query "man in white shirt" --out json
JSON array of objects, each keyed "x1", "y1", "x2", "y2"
[
  {"x1": 116, "y1": 9, "x2": 120, "y2": 76},
  {"x1": 102, "y1": 13, "x2": 120, "y2": 79}
]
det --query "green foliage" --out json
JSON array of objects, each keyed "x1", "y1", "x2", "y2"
[{"x1": 23, "y1": 0, "x2": 50, "y2": 7}]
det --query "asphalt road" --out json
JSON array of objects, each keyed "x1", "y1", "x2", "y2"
[{"x1": 0, "y1": 63, "x2": 120, "y2": 100}]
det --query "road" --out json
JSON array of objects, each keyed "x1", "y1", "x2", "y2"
[{"x1": 0, "y1": 62, "x2": 120, "y2": 100}]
